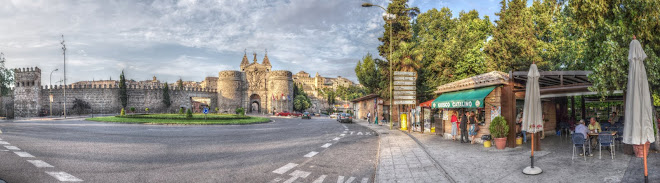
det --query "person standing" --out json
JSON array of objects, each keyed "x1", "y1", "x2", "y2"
[
  {"x1": 469, "y1": 111, "x2": 477, "y2": 144},
  {"x1": 451, "y1": 111, "x2": 458, "y2": 141},
  {"x1": 517, "y1": 111, "x2": 526, "y2": 143},
  {"x1": 460, "y1": 111, "x2": 469, "y2": 143}
]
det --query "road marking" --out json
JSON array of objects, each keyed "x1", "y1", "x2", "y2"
[
  {"x1": 303, "y1": 151, "x2": 319, "y2": 158},
  {"x1": 312, "y1": 175, "x2": 327, "y2": 183},
  {"x1": 342, "y1": 124, "x2": 347, "y2": 128},
  {"x1": 4, "y1": 146, "x2": 20, "y2": 150},
  {"x1": 273, "y1": 163, "x2": 298, "y2": 174},
  {"x1": 269, "y1": 178, "x2": 283, "y2": 183},
  {"x1": 333, "y1": 137, "x2": 340, "y2": 141},
  {"x1": 361, "y1": 177, "x2": 369, "y2": 183},
  {"x1": 27, "y1": 160, "x2": 54, "y2": 168},
  {"x1": 321, "y1": 143, "x2": 332, "y2": 148},
  {"x1": 343, "y1": 131, "x2": 347, "y2": 134},
  {"x1": 0, "y1": 141, "x2": 9, "y2": 145},
  {"x1": 45, "y1": 171, "x2": 83, "y2": 182},
  {"x1": 337, "y1": 176, "x2": 356, "y2": 183},
  {"x1": 365, "y1": 132, "x2": 372, "y2": 135},
  {"x1": 340, "y1": 134, "x2": 346, "y2": 137},
  {"x1": 14, "y1": 151, "x2": 35, "y2": 158},
  {"x1": 282, "y1": 170, "x2": 311, "y2": 183},
  {"x1": 357, "y1": 132, "x2": 363, "y2": 135}
]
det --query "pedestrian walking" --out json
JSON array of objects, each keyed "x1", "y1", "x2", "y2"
[
  {"x1": 451, "y1": 111, "x2": 458, "y2": 141},
  {"x1": 367, "y1": 111, "x2": 371, "y2": 125},
  {"x1": 460, "y1": 111, "x2": 469, "y2": 143}
]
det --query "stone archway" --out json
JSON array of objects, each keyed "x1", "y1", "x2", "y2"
[{"x1": 249, "y1": 94, "x2": 261, "y2": 113}]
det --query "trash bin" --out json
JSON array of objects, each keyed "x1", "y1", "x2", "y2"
[
  {"x1": 481, "y1": 135, "x2": 492, "y2": 148},
  {"x1": 400, "y1": 113, "x2": 408, "y2": 131}
]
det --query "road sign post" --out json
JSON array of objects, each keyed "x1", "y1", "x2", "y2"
[
  {"x1": 392, "y1": 71, "x2": 417, "y2": 130},
  {"x1": 203, "y1": 107, "x2": 209, "y2": 120}
]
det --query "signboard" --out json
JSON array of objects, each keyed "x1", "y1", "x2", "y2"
[
  {"x1": 432, "y1": 99, "x2": 483, "y2": 108},
  {"x1": 393, "y1": 71, "x2": 417, "y2": 105},
  {"x1": 394, "y1": 100, "x2": 416, "y2": 105},
  {"x1": 49, "y1": 94, "x2": 53, "y2": 102},
  {"x1": 203, "y1": 107, "x2": 209, "y2": 114}
]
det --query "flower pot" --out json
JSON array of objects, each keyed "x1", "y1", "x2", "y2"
[
  {"x1": 633, "y1": 142, "x2": 651, "y2": 158},
  {"x1": 494, "y1": 137, "x2": 507, "y2": 150}
]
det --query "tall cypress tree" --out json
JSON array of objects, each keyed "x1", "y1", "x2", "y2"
[
  {"x1": 119, "y1": 70, "x2": 128, "y2": 108},
  {"x1": 162, "y1": 82, "x2": 171, "y2": 109}
]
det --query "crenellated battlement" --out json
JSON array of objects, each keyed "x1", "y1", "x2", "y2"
[
  {"x1": 13, "y1": 67, "x2": 41, "y2": 73},
  {"x1": 13, "y1": 67, "x2": 41, "y2": 88},
  {"x1": 41, "y1": 84, "x2": 217, "y2": 93},
  {"x1": 268, "y1": 70, "x2": 292, "y2": 78}
]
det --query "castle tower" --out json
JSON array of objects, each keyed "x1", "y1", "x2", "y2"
[
  {"x1": 267, "y1": 70, "x2": 293, "y2": 113},
  {"x1": 240, "y1": 51, "x2": 250, "y2": 71},
  {"x1": 13, "y1": 67, "x2": 42, "y2": 117},
  {"x1": 217, "y1": 70, "x2": 246, "y2": 113}
]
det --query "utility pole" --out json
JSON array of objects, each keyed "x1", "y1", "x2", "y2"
[{"x1": 61, "y1": 35, "x2": 67, "y2": 119}]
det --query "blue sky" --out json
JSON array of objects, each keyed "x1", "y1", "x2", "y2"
[{"x1": 0, "y1": 0, "x2": 503, "y2": 85}]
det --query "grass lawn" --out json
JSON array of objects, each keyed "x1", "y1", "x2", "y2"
[{"x1": 86, "y1": 114, "x2": 270, "y2": 125}]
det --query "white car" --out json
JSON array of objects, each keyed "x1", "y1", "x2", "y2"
[{"x1": 329, "y1": 113, "x2": 338, "y2": 119}]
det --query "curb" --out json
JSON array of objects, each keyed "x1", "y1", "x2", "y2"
[{"x1": 404, "y1": 132, "x2": 456, "y2": 183}]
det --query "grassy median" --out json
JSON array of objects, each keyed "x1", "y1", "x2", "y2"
[{"x1": 86, "y1": 114, "x2": 270, "y2": 125}]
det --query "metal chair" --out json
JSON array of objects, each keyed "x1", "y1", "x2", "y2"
[
  {"x1": 598, "y1": 132, "x2": 615, "y2": 159},
  {"x1": 601, "y1": 122, "x2": 611, "y2": 131},
  {"x1": 614, "y1": 127, "x2": 624, "y2": 150},
  {"x1": 572, "y1": 133, "x2": 588, "y2": 161}
]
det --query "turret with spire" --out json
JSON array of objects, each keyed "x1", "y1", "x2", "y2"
[
  {"x1": 240, "y1": 49, "x2": 249, "y2": 71},
  {"x1": 262, "y1": 48, "x2": 271, "y2": 70}
]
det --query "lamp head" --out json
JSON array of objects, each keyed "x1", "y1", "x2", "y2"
[
  {"x1": 54, "y1": 68, "x2": 59, "y2": 71},
  {"x1": 361, "y1": 3, "x2": 374, "y2": 7}
]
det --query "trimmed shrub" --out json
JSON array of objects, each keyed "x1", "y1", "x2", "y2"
[
  {"x1": 235, "y1": 107, "x2": 245, "y2": 116},
  {"x1": 489, "y1": 116, "x2": 509, "y2": 138},
  {"x1": 179, "y1": 108, "x2": 184, "y2": 115},
  {"x1": 145, "y1": 108, "x2": 149, "y2": 113},
  {"x1": 130, "y1": 107, "x2": 136, "y2": 113},
  {"x1": 186, "y1": 109, "x2": 193, "y2": 118},
  {"x1": 120, "y1": 108, "x2": 126, "y2": 116}
]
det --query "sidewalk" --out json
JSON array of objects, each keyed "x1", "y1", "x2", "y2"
[
  {"x1": 354, "y1": 120, "x2": 452, "y2": 183},
  {"x1": 355, "y1": 119, "x2": 659, "y2": 183}
]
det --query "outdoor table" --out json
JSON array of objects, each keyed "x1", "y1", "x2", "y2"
[{"x1": 588, "y1": 131, "x2": 617, "y2": 136}]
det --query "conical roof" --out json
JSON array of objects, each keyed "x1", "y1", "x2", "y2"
[
  {"x1": 240, "y1": 52, "x2": 249, "y2": 66},
  {"x1": 263, "y1": 53, "x2": 271, "y2": 66}
]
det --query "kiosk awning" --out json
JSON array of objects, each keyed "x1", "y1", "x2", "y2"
[{"x1": 431, "y1": 86, "x2": 496, "y2": 108}]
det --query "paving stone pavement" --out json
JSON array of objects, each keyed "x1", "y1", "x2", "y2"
[{"x1": 354, "y1": 120, "x2": 452, "y2": 183}]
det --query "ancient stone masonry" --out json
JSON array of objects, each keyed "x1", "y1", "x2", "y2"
[{"x1": 7, "y1": 51, "x2": 356, "y2": 117}]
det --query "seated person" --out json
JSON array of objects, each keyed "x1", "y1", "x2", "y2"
[
  {"x1": 575, "y1": 119, "x2": 592, "y2": 156},
  {"x1": 608, "y1": 112, "x2": 619, "y2": 125},
  {"x1": 588, "y1": 117, "x2": 602, "y2": 132}
]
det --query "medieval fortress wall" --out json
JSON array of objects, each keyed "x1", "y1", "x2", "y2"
[{"x1": 8, "y1": 52, "x2": 353, "y2": 118}]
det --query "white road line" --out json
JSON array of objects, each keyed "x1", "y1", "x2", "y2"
[
  {"x1": 272, "y1": 163, "x2": 298, "y2": 174},
  {"x1": 27, "y1": 160, "x2": 54, "y2": 168},
  {"x1": 321, "y1": 143, "x2": 332, "y2": 148},
  {"x1": 303, "y1": 151, "x2": 319, "y2": 158},
  {"x1": 4, "y1": 145, "x2": 20, "y2": 150},
  {"x1": 337, "y1": 176, "x2": 355, "y2": 183},
  {"x1": 14, "y1": 151, "x2": 35, "y2": 158},
  {"x1": 333, "y1": 137, "x2": 340, "y2": 141},
  {"x1": 361, "y1": 177, "x2": 369, "y2": 183},
  {"x1": 357, "y1": 132, "x2": 363, "y2": 135},
  {"x1": 0, "y1": 141, "x2": 9, "y2": 145},
  {"x1": 269, "y1": 178, "x2": 283, "y2": 183},
  {"x1": 342, "y1": 124, "x2": 347, "y2": 128},
  {"x1": 312, "y1": 175, "x2": 327, "y2": 183},
  {"x1": 282, "y1": 170, "x2": 311, "y2": 183},
  {"x1": 343, "y1": 131, "x2": 347, "y2": 134},
  {"x1": 340, "y1": 134, "x2": 346, "y2": 137},
  {"x1": 45, "y1": 171, "x2": 83, "y2": 182},
  {"x1": 337, "y1": 176, "x2": 356, "y2": 183}
]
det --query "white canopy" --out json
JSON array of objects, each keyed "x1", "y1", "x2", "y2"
[
  {"x1": 522, "y1": 64, "x2": 543, "y2": 133},
  {"x1": 623, "y1": 39, "x2": 656, "y2": 145}
]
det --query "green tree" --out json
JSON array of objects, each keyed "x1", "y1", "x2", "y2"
[
  {"x1": 176, "y1": 78, "x2": 184, "y2": 90},
  {"x1": 162, "y1": 82, "x2": 171, "y2": 109},
  {"x1": 293, "y1": 95, "x2": 311, "y2": 112},
  {"x1": 119, "y1": 70, "x2": 128, "y2": 108},
  {"x1": 568, "y1": 0, "x2": 660, "y2": 98},
  {"x1": 484, "y1": 0, "x2": 544, "y2": 72},
  {"x1": 0, "y1": 53, "x2": 14, "y2": 96},
  {"x1": 354, "y1": 53, "x2": 381, "y2": 94}
]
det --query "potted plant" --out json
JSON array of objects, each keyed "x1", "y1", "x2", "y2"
[{"x1": 489, "y1": 116, "x2": 509, "y2": 150}]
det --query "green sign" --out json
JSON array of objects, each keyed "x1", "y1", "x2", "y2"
[{"x1": 431, "y1": 86, "x2": 495, "y2": 109}]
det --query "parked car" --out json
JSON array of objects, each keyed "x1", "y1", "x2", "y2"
[
  {"x1": 338, "y1": 113, "x2": 353, "y2": 123},
  {"x1": 329, "y1": 113, "x2": 338, "y2": 119},
  {"x1": 291, "y1": 112, "x2": 303, "y2": 117},
  {"x1": 276, "y1": 111, "x2": 291, "y2": 116},
  {"x1": 302, "y1": 112, "x2": 311, "y2": 119}
]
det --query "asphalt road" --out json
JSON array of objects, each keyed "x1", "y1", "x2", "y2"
[{"x1": 0, "y1": 116, "x2": 378, "y2": 183}]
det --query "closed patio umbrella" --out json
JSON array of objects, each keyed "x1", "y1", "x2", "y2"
[
  {"x1": 522, "y1": 63, "x2": 543, "y2": 175},
  {"x1": 623, "y1": 36, "x2": 655, "y2": 183}
]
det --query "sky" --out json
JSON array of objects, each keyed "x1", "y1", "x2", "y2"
[{"x1": 0, "y1": 0, "x2": 502, "y2": 85}]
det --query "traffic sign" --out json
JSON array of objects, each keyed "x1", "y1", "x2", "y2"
[
  {"x1": 393, "y1": 81, "x2": 415, "y2": 86},
  {"x1": 203, "y1": 107, "x2": 209, "y2": 114},
  {"x1": 393, "y1": 71, "x2": 415, "y2": 76},
  {"x1": 394, "y1": 100, "x2": 416, "y2": 105}
]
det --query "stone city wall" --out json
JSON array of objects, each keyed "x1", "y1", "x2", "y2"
[{"x1": 26, "y1": 84, "x2": 217, "y2": 117}]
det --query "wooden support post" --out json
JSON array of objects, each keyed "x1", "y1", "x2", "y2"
[{"x1": 501, "y1": 81, "x2": 517, "y2": 148}]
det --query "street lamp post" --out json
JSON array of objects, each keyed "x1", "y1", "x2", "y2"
[
  {"x1": 362, "y1": 3, "x2": 396, "y2": 130},
  {"x1": 50, "y1": 68, "x2": 58, "y2": 117},
  {"x1": 61, "y1": 35, "x2": 67, "y2": 119}
]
